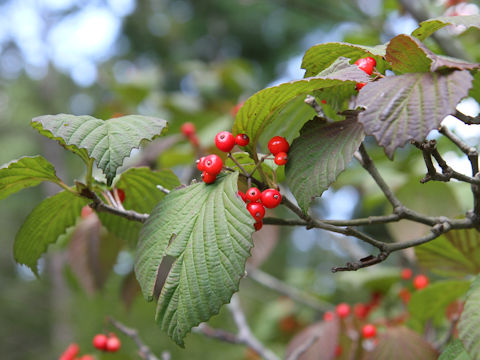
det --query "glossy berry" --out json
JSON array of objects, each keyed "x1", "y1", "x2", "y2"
[
  {"x1": 105, "y1": 336, "x2": 121, "y2": 352},
  {"x1": 336, "y1": 303, "x2": 350, "y2": 318},
  {"x1": 261, "y1": 189, "x2": 282, "y2": 208},
  {"x1": 362, "y1": 324, "x2": 377, "y2": 338},
  {"x1": 413, "y1": 274, "x2": 429, "y2": 290},
  {"x1": 354, "y1": 303, "x2": 369, "y2": 319},
  {"x1": 180, "y1": 122, "x2": 196, "y2": 137},
  {"x1": 268, "y1": 136, "x2": 289, "y2": 155},
  {"x1": 202, "y1": 171, "x2": 217, "y2": 184},
  {"x1": 112, "y1": 188, "x2": 125, "y2": 203},
  {"x1": 196, "y1": 156, "x2": 206, "y2": 171},
  {"x1": 354, "y1": 57, "x2": 376, "y2": 75},
  {"x1": 203, "y1": 154, "x2": 223, "y2": 175},
  {"x1": 323, "y1": 311, "x2": 334, "y2": 321},
  {"x1": 59, "y1": 343, "x2": 80, "y2": 360},
  {"x1": 321, "y1": 99, "x2": 327, "y2": 104},
  {"x1": 215, "y1": 131, "x2": 235, "y2": 152},
  {"x1": 401, "y1": 268, "x2": 413, "y2": 280},
  {"x1": 81, "y1": 205, "x2": 93, "y2": 219},
  {"x1": 356, "y1": 82, "x2": 366, "y2": 90},
  {"x1": 247, "y1": 202, "x2": 265, "y2": 221},
  {"x1": 235, "y1": 133, "x2": 250, "y2": 147},
  {"x1": 274, "y1": 152, "x2": 288, "y2": 166},
  {"x1": 246, "y1": 187, "x2": 261, "y2": 202},
  {"x1": 254, "y1": 221, "x2": 263, "y2": 231},
  {"x1": 237, "y1": 191, "x2": 248, "y2": 203},
  {"x1": 93, "y1": 334, "x2": 108, "y2": 350}
]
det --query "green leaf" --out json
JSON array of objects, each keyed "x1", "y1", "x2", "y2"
[
  {"x1": 232, "y1": 68, "x2": 368, "y2": 154},
  {"x1": 225, "y1": 152, "x2": 283, "y2": 184},
  {"x1": 408, "y1": 280, "x2": 470, "y2": 331},
  {"x1": 301, "y1": 42, "x2": 386, "y2": 77},
  {"x1": 459, "y1": 275, "x2": 480, "y2": 359},
  {"x1": 412, "y1": 15, "x2": 480, "y2": 41},
  {"x1": 439, "y1": 340, "x2": 472, "y2": 360},
  {"x1": 416, "y1": 229, "x2": 480, "y2": 277},
  {"x1": 0, "y1": 155, "x2": 61, "y2": 201},
  {"x1": 285, "y1": 118, "x2": 364, "y2": 213},
  {"x1": 14, "y1": 190, "x2": 89, "y2": 274},
  {"x1": 135, "y1": 172, "x2": 255, "y2": 346},
  {"x1": 365, "y1": 326, "x2": 437, "y2": 360},
  {"x1": 31, "y1": 114, "x2": 168, "y2": 185},
  {"x1": 386, "y1": 34, "x2": 432, "y2": 74},
  {"x1": 98, "y1": 168, "x2": 181, "y2": 244},
  {"x1": 357, "y1": 70, "x2": 473, "y2": 159}
]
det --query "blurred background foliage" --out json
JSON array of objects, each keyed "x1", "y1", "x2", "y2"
[{"x1": 1, "y1": 0, "x2": 480, "y2": 359}]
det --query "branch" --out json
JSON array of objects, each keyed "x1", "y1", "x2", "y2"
[
  {"x1": 246, "y1": 266, "x2": 332, "y2": 312},
  {"x1": 80, "y1": 186, "x2": 148, "y2": 223},
  {"x1": 228, "y1": 294, "x2": 280, "y2": 360},
  {"x1": 193, "y1": 323, "x2": 241, "y2": 344},
  {"x1": 454, "y1": 110, "x2": 480, "y2": 125},
  {"x1": 108, "y1": 318, "x2": 162, "y2": 360}
]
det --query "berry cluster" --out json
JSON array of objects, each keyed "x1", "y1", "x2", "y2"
[
  {"x1": 59, "y1": 343, "x2": 94, "y2": 360},
  {"x1": 398, "y1": 269, "x2": 430, "y2": 304},
  {"x1": 268, "y1": 136, "x2": 289, "y2": 166},
  {"x1": 354, "y1": 56, "x2": 376, "y2": 90},
  {"x1": 180, "y1": 122, "x2": 199, "y2": 147},
  {"x1": 196, "y1": 130, "x2": 250, "y2": 184},
  {"x1": 238, "y1": 187, "x2": 282, "y2": 231},
  {"x1": 92, "y1": 333, "x2": 121, "y2": 352}
]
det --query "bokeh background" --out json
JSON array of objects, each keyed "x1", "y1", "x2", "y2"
[{"x1": 1, "y1": 0, "x2": 480, "y2": 359}]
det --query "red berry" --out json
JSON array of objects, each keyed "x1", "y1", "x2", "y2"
[
  {"x1": 274, "y1": 152, "x2": 288, "y2": 166},
  {"x1": 231, "y1": 102, "x2": 244, "y2": 117},
  {"x1": 79, "y1": 355, "x2": 95, "y2": 360},
  {"x1": 105, "y1": 336, "x2": 121, "y2": 352},
  {"x1": 401, "y1": 268, "x2": 413, "y2": 280},
  {"x1": 356, "y1": 82, "x2": 366, "y2": 90},
  {"x1": 180, "y1": 122, "x2": 196, "y2": 137},
  {"x1": 111, "y1": 188, "x2": 125, "y2": 203},
  {"x1": 93, "y1": 334, "x2": 108, "y2": 350},
  {"x1": 203, "y1": 154, "x2": 223, "y2": 175},
  {"x1": 196, "y1": 156, "x2": 206, "y2": 171},
  {"x1": 237, "y1": 191, "x2": 248, "y2": 203},
  {"x1": 247, "y1": 202, "x2": 265, "y2": 221},
  {"x1": 202, "y1": 171, "x2": 217, "y2": 184},
  {"x1": 81, "y1": 205, "x2": 93, "y2": 219},
  {"x1": 354, "y1": 303, "x2": 370, "y2": 319},
  {"x1": 235, "y1": 133, "x2": 250, "y2": 147},
  {"x1": 335, "y1": 345, "x2": 342, "y2": 357},
  {"x1": 399, "y1": 287, "x2": 411, "y2": 304},
  {"x1": 59, "y1": 343, "x2": 80, "y2": 360},
  {"x1": 321, "y1": 99, "x2": 327, "y2": 104},
  {"x1": 362, "y1": 324, "x2": 377, "y2": 338},
  {"x1": 268, "y1": 136, "x2": 289, "y2": 155},
  {"x1": 254, "y1": 221, "x2": 263, "y2": 231},
  {"x1": 323, "y1": 311, "x2": 334, "y2": 321},
  {"x1": 246, "y1": 187, "x2": 261, "y2": 202},
  {"x1": 260, "y1": 189, "x2": 282, "y2": 208},
  {"x1": 335, "y1": 303, "x2": 350, "y2": 318},
  {"x1": 215, "y1": 131, "x2": 235, "y2": 152},
  {"x1": 354, "y1": 57, "x2": 376, "y2": 75},
  {"x1": 413, "y1": 274, "x2": 429, "y2": 290}
]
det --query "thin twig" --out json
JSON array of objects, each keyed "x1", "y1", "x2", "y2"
[
  {"x1": 193, "y1": 323, "x2": 241, "y2": 344},
  {"x1": 228, "y1": 294, "x2": 280, "y2": 360},
  {"x1": 156, "y1": 185, "x2": 171, "y2": 194},
  {"x1": 454, "y1": 110, "x2": 480, "y2": 125},
  {"x1": 246, "y1": 266, "x2": 332, "y2": 312},
  {"x1": 304, "y1": 95, "x2": 324, "y2": 116},
  {"x1": 108, "y1": 318, "x2": 161, "y2": 360},
  {"x1": 228, "y1": 153, "x2": 250, "y2": 177}
]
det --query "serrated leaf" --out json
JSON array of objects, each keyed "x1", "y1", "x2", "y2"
[
  {"x1": 232, "y1": 69, "x2": 368, "y2": 154},
  {"x1": 285, "y1": 118, "x2": 364, "y2": 213},
  {"x1": 302, "y1": 42, "x2": 386, "y2": 78},
  {"x1": 135, "y1": 172, "x2": 255, "y2": 346},
  {"x1": 0, "y1": 155, "x2": 61, "y2": 201},
  {"x1": 14, "y1": 190, "x2": 89, "y2": 274},
  {"x1": 459, "y1": 275, "x2": 480, "y2": 359},
  {"x1": 416, "y1": 229, "x2": 480, "y2": 277},
  {"x1": 98, "y1": 168, "x2": 181, "y2": 244},
  {"x1": 408, "y1": 280, "x2": 470, "y2": 331},
  {"x1": 357, "y1": 71, "x2": 472, "y2": 159},
  {"x1": 412, "y1": 15, "x2": 480, "y2": 41},
  {"x1": 31, "y1": 114, "x2": 168, "y2": 185},
  {"x1": 386, "y1": 35, "x2": 432, "y2": 74},
  {"x1": 385, "y1": 35, "x2": 479, "y2": 73},
  {"x1": 364, "y1": 326, "x2": 437, "y2": 360},
  {"x1": 439, "y1": 340, "x2": 472, "y2": 360}
]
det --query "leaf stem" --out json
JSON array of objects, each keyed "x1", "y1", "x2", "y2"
[{"x1": 85, "y1": 158, "x2": 94, "y2": 188}]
